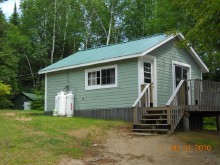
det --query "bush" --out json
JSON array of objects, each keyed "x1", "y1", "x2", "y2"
[{"x1": 32, "y1": 97, "x2": 44, "y2": 110}]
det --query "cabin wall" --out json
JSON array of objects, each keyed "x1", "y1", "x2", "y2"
[
  {"x1": 46, "y1": 58, "x2": 138, "y2": 111},
  {"x1": 150, "y1": 40, "x2": 202, "y2": 106}
]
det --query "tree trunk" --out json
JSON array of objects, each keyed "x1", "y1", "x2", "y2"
[
  {"x1": 106, "y1": 6, "x2": 113, "y2": 45},
  {"x1": 61, "y1": 7, "x2": 69, "y2": 59},
  {"x1": 51, "y1": 0, "x2": 57, "y2": 64},
  {"x1": 24, "y1": 53, "x2": 35, "y2": 88}
]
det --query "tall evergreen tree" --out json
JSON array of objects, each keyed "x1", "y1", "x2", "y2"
[{"x1": 10, "y1": 3, "x2": 20, "y2": 26}]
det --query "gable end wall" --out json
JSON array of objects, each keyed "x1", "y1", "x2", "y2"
[{"x1": 150, "y1": 40, "x2": 202, "y2": 106}]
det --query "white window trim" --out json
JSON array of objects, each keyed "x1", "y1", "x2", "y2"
[
  {"x1": 172, "y1": 60, "x2": 192, "y2": 105},
  {"x1": 172, "y1": 60, "x2": 191, "y2": 91},
  {"x1": 85, "y1": 65, "x2": 118, "y2": 90}
]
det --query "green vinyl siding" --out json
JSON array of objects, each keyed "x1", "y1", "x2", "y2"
[
  {"x1": 150, "y1": 40, "x2": 202, "y2": 106},
  {"x1": 46, "y1": 58, "x2": 138, "y2": 111}
]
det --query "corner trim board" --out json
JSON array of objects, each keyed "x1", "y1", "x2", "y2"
[{"x1": 44, "y1": 73, "x2": 47, "y2": 112}]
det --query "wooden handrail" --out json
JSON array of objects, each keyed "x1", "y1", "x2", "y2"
[
  {"x1": 166, "y1": 80, "x2": 185, "y2": 106},
  {"x1": 166, "y1": 80, "x2": 186, "y2": 133},
  {"x1": 132, "y1": 83, "x2": 151, "y2": 108}
]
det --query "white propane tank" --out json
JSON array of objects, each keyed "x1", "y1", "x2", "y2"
[
  {"x1": 58, "y1": 91, "x2": 66, "y2": 116},
  {"x1": 66, "y1": 91, "x2": 74, "y2": 117},
  {"x1": 53, "y1": 93, "x2": 59, "y2": 116}
]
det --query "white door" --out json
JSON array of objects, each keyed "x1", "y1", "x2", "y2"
[
  {"x1": 174, "y1": 65, "x2": 189, "y2": 87},
  {"x1": 138, "y1": 56, "x2": 157, "y2": 107},
  {"x1": 173, "y1": 62, "x2": 191, "y2": 105},
  {"x1": 140, "y1": 57, "x2": 156, "y2": 107}
]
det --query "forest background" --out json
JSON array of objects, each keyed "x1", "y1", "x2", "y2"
[{"x1": 0, "y1": 0, "x2": 219, "y2": 108}]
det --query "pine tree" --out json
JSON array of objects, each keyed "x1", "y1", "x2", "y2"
[{"x1": 10, "y1": 3, "x2": 20, "y2": 26}]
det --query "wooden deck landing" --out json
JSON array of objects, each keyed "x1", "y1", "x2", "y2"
[{"x1": 132, "y1": 79, "x2": 220, "y2": 134}]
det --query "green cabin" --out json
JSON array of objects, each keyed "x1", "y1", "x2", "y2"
[{"x1": 39, "y1": 33, "x2": 216, "y2": 133}]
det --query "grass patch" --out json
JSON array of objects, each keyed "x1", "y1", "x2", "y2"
[
  {"x1": 0, "y1": 110, "x2": 130, "y2": 164},
  {"x1": 175, "y1": 131, "x2": 220, "y2": 153},
  {"x1": 203, "y1": 117, "x2": 217, "y2": 130}
]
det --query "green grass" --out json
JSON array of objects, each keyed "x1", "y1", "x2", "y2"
[
  {"x1": 0, "y1": 110, "x2": 130, "y2": 165},
  {"x1": 203, "y1": 117, "x2": 217, "y2": 130},
  {"x1": 176, "y1": 131, "x2": 220, "y2": 153}
]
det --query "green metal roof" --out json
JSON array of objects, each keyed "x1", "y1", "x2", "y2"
[
  {"x1": 22, "y1": 92, "x2": 41, "y2": 101},
  {"x1": 39, "y1": 34, "x2": 170, "y2": 74}
]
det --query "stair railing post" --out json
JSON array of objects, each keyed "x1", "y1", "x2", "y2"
[
  {"x1": 148, "y1": 87, "x2": 150, "y2": 107},
  {"x1": 133, "y1": 106, "x2": 138, "y2": 125}
]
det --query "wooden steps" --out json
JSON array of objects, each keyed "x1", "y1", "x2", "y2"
[
  {"x1": 132, "y1": 128, "x2": 169, "y2": 132},
  {"x1": 133, "y1": 108, "x2": 171, "y2": 134}
]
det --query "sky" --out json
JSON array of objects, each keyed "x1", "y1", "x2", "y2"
[{"x1": 0, "y1": 0, "x2": 21, "y2": 19}]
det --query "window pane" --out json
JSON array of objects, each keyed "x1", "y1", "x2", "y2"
[
  {"x1": 97, "y1": 71, "x2": 100, "y2": 77},
  {"x1": 97, "y1": 77, "x2": 100, "y2": 85},
  {"x1": 92, "y1": 78, "x2": 96, "y2": 85},
  {"x1": 145, "y1": 78, "x2": 151, "y2": 83},
  {"x1": 107, "y1": 77, "x2": 110, "y2": 84},
  {"x1": 92, "y1": 72, "x2": 96, "y2": 78},
  {"x1": 107, "y1": 69, "x2": 110, "y2": 76},
  {"x1": 143, "y1": 62, "x2": 151, "y2": 83},
  {"x1": 175, "y1": 66, "x2": 182, "y2": 87},
  {"x1": 88, "y1": 72, "x2": 91, "y2": 79},
  {"x1": 88, "y1": 79, "x2": 91, "y2": 85},
  {"x1": 102, "y1": 76, "x2": 106, "y2": 84},
  {"x1": 110, "y1": 76, "x2": 115, "y2": 84},
  {"x1": 110, "y1": 69, "x2": 115, "y2": 77},
  {"x1": 101, "y1": 68, "x2": 115, "y2": 85},
  {"x1": 102, "y1": 70, "x2": 106, "y2": 77},
  {"x1": 88, "y1": 71, "x2": 100, "y2": 86},
  {"x1": 146, "y1": 73, "x2": 151, "y2": 78}
]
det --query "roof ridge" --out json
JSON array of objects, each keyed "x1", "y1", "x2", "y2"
[{"x1": 79, "y1": 33, "x2": 165, "y2": 52}]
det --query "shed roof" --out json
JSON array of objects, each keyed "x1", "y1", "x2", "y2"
[
  {"x1": 38, "y1": 33, "x2": 209, "y2": 74},
  {"x1": 22, "y1": 92, "x2": 40, "y2": 101}
]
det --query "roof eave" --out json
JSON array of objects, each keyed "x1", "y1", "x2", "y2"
[
  {"x1": 188, "y1": 47, "x2": 209, "y2": 73},
  {"x1": 176, "y1": 33, "x2": 209, "y2": 73},
  {"x1": 39, "y1": 35, "x2": 173, "y2": 75},
  {"x1": 38, "y1": 52, "x2": 142, "y2": 74},
  {"x1": 39, "y1": 33, "x2": 209, "y2": 74}
]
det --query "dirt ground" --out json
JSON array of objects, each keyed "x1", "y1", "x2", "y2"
[{"x1": 59, "y1": 129, "x2": 220, "y2": 165}]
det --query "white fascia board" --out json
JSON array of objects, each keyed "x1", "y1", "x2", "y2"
[
  {"x1": 176, "y1": 33, "x2": 209, "y2": 73},
  {"x1": 38, "y1": 53, "x2": 142, "y2": 74},
  {"x1": 188, "y1": 47, "x2": 209, "y2": 73},
  {"x1": 176, "y1": 33, "x2": 185, "y2": 40}
]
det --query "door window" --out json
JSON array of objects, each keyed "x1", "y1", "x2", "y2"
[
  {"x1": 175, "y1": 65, "x2": 188, "y2": 87},
  {"x1": 143, "y1": 62, "x2": 151, "y2": 83}
]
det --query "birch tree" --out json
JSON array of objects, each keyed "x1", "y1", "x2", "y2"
[{"x1": 50, "y1": 0, "x2": 57, "y2": 64}]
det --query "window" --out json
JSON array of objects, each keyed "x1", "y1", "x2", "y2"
[
  {"x1": 85, "y1": 65, "x2": 117, "y2": 90},
  {"x1": 88, "y1": 71, "x2": 100, "y2": 85},
  {"x1": 144, "y1": 62, "x2": 151, "y2": 83}
]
